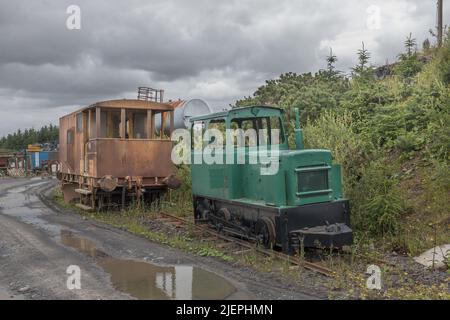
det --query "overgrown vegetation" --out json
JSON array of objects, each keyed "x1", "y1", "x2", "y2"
[
  {"x1": 236, "y1": 33, "x2": 450, "y2": 255},
  {"x1": 168, "y1": 164, "x2": 193, "y2": 216},
  {"x1": 52, "y1": 187, "x2": 233, "y2": 262}
]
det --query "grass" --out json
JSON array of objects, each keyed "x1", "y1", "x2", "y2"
[{"x1": 379, "y1": 160, "x2": 450, "y2": 256}]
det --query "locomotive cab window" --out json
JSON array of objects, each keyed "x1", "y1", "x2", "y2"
[
  {"x1": 230, "y1": 116, "x2": 284, "y2": 147},
  {"x1": 191, "y1": 120, "x2": 205, "y2": 149},
  {"x1": 206, "y1": 119, "x2": 226, "y2": 145}
]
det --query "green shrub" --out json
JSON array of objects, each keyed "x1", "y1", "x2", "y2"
[
  {"x1": 361, "y1": 189, "x2": 405, "y2": 235},
  {"x1": 350, "y1": 159, "x2": 407, "y2": 236},
  {"x1": 303, "y1": 110, "x2": 374, "y2": 192},
  {"x1": 395, "y1": 130, "x2": 422, "y2": 153},
  {"x1": 394, "y1": 54, "x2": 424, "y2": 79}
]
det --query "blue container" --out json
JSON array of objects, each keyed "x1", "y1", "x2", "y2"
[{"x1": 30, "y1": 151, "x2": 58, "y2": 170}]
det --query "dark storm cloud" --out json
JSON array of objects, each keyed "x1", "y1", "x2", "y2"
[{"x1": 0, "y1": 0, "x2": 447, "y2": 135}]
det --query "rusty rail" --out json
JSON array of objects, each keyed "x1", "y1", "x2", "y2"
[{"x1": 157, "y1": 211, "x2": 334, "y2": 277}]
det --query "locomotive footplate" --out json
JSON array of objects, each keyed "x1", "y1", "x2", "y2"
[{"x1": 289, "y1": 223, "x2": 353, "y2": 249}]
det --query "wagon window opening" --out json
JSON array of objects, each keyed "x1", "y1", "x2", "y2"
[
  {"x1": 100, "y1": 110, "x2": 121, "y2": 138},
  {"x1": 122, "y1": 110, "x2": 149, "y2": 139},
  {"x1": 76, "y1": 113, "x2": 83, "y2": 133},
  {"x1": 67, "y1": 129, "x2": 74, "y2": 144},
  {"x1": 156, "y1": 111, "x2": 171, "y2": 140},
  {"x1": 153, "y1": 112, "x2": 160, "y2": 139},
  {"x1": 132, "y1": 111, "x2": 147, "y2": 139},
  {"x1": 89, "y1": 111, "x2": 96, "y2": 138}
]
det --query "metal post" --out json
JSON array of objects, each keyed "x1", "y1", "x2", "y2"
[
  {"x1": 147, "y1": 109, "x2": 153, "y2": 139},
  {"x1": 120, "y1": 108, "x2": 126, "y2": 139},
  {"x1": 88, "y1": 109, "x2": 92, "y2": 139},
  {"x1": 151, "y1": 111, "x2": 155, "y2": 139},
  {"x1": 160, "y1": 112, "x2": 165, "y2": 138},
  {"x1": 95, "y1": 107, "x2": 101, "y2": 138},
  {"x1": 170, "y1": 110, "x2": 174, "y2": 135},
  {"x1": 438, "y1": 0, "x2": 443, "y2": 47},
  {"x1": 294, "y1": 108, "x2": 304, "y2": 150}
]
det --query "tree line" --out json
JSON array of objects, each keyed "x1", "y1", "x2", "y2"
[{"x1": 0, "y1": 124, "x2": 59, "y2": 151}]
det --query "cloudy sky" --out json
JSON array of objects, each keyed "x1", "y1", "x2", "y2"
[{"x1": 0, "y1": 0, "x2": 447, "y2": 136}]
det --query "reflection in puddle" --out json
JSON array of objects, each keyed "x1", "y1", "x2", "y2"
[{"x1": 60, "y1": 230, "x2": 236, "y2": 300}]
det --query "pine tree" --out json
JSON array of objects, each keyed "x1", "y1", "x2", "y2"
[
  {"x1": 405, "y1": 33, "x2": 417, "y2": 57},
  {"x1": 395, "y1": 33, "x2": 424, "y2": 79},
  {"x1": 357, "y1": 42, "x2": 370, "y2": 70},
  {"x1": 352, "y1": 42, "x2": 371, "y2": 78},
  {"x1": 326, "y1": 47, "x2": 338, "y2": 75}
]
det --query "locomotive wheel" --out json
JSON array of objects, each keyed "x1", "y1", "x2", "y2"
[
  {"x1": 256, "y1": 217, "x2": 276, "y2": 249},
  {"x1": 217, "y1": 207, "x2": 231, "y2": 221},
  {"x1": 201, "y1": 209, "x2": 210, "y2": 220},
  {"x1": 194, "y1": 199, "x2": 210, "y2": 220}
]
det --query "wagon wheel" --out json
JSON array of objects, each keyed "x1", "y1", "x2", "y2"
[{"x1": 256, "y1": 217, "x2": 276, "y2": 249}]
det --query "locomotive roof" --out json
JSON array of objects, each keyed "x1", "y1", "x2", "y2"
[
  {"x1": 189, "y1": 105, "x2": 282, "y2": 122},
  {"x1": 61, "y1": 99, "x2": 174, "y2": 118}
]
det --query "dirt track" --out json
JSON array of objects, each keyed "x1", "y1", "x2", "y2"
[{"x1": 0, "y1": 177, "x2": 320, "y2": 300}]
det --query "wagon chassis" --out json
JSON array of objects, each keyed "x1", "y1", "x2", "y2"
[{"x1": 59, "y1": 172, "x2": 168, "y2": 210}]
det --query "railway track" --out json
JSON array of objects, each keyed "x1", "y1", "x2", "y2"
[{"x1": 157, "y1": 211, "x2": 334, "y2": 277}]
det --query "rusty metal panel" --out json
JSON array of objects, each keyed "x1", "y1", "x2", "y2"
[
  {"x1": 95, "y1": 139, "x2": 174, "y2": 180},
  {"x1": 59, "y1": 110, "x2": 85, "y2": 175}
]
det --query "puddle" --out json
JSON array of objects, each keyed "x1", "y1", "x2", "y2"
[{"x1": 60, "y1": 230, "x2": 237, "y2": 300}]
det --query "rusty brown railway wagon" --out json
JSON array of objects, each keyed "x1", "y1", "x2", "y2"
[{"x1": 58, "y1": 98, "x2": 180, "y2": 210}]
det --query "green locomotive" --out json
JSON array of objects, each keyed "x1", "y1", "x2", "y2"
[{"x1": 189, "y1": 105, "x2": 352, "y2": 253}]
